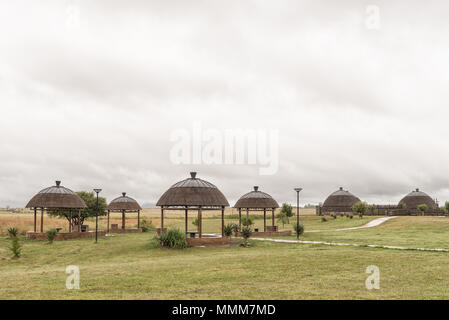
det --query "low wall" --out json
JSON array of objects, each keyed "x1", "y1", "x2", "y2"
[
  {"x1": 236, "y1": 230, "x2": 292, "y2": 237},
  {"x1": 108, "y1": 228, "x2": 142, "y2": 234},
  {"x1": 187, "y1": 237, "x2": 231, "y2": 247},
  {"x1": 26, "y1": 231, "x2": 106, "y2": 241}
]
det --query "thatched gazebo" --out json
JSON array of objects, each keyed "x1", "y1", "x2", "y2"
[
  {"x1": 234, "y1": 186, "x2": 280, "y2": 232},
  {"x1": 320, "y1": 187, "x2": 361, "y2": 214},
  {"x1": 25, "y1": 181, "x2": 87, "y2": 239},
  {"x1": 399, "y1": 188, "x2": 438, "y2": 211},
  {"x1": 156, "y1": 172, "x2": 229, "y2": 242},
  {"x1": 107, "y1": 192, "x2": 142, "y2": 233}
]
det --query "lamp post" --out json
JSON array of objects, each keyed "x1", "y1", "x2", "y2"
[
  {"x1": 93, "y1": 188, "x2": 102, "y2": 243},
  {"x1": 294, "y1": 188, "x2": 303, "y2": 239}
]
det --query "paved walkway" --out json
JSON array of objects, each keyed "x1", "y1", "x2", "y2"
[
  {"x1": 252, "y1": 237, "x2": 449, "y2": 252},
  {"x1": 306, "y1": 216, "x2": 397, "y2": 233}
]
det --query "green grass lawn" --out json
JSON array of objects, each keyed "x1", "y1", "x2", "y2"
[
  {"x1": 281, "y1": 216, "x2": 449, "y2": 250},
  {"x1": 1, "y1": 215, "x2": 449, "y2": 300}
]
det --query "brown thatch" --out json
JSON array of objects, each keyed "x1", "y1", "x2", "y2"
[
  {"x1": 322, "y1": 187, "x2": 360, "y2": 209},
  {"x1": 234, "y1": 186, "x2": 279, "y2": 209},
  {"x1": 398, "y1": 188, "x2": 438, "y2": 210},
  {"x1": 25, "y1": 181, "x2": 87, "y2": 209},
  {"x1": 107, "y1": 192, "x2": 142, "y2": 211},
  {"x1": 156, "y1": 172, "x2": 229, "y2": 207}
]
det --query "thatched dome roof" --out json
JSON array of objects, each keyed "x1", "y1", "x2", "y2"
[
  {"x1": 234, "y1": 186, "x2": 279, "y2": 209},
  {"x1": 399, "y1": 188, "x2": 438, "y2": 210},
  {"x1": 322, "y1": 187, "x2": 361, "y2": 208},
  {"x1": 107, "y1": 192, "x2": 142, "y2": 211},
  {"x1": 26, "y1": 181, "x2": 87, "y2": 209},
  {"x1": 156, "y1": 172, "x2": 229, "y2": 207}
]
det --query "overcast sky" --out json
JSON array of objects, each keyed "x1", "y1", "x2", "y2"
[{"x1": 1, "y1": 0, "x2": 449, "y2": 208}]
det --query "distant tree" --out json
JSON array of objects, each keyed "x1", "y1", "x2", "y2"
[
  {"x1": 445, "y1": 201, "x2": 449, "y2": 214},
  {"x1": 399, "y1": 202, "x2": 407, "y2": 209},
  {"x1": 192, "y1": 217, "x2": 199, "y2": 227},
  {"x1": 276, "y1": 211, "x2": 289, "y2": 228},
  {"x1": 417, "y1": 204, "x2": 428, "y2": 216},
  {"x1": 47, "y1": 191, "x2": 107, "y2": 227},
  {"x1": 280, "y1": 203, "x2": 293, "y2": 223},
  {"x1": 352, "y1": 201, "x2": 368, "y2": 218}
]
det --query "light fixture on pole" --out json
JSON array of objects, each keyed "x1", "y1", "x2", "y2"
[
  {"x1": 294, "y1": 188, "x2": 303, "y2": 239},
  {"x1": 93, "y1": 188, "x2": 102, "y2": 243}
]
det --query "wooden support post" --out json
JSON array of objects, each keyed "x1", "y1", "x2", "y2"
[
  {"x1": 272, "y1": 208, "x2": 275, "y2": 227},
  {"x1": 137, "y1": 210, "x2": 140, "y2": 229},
  {"x1": 221, "y1": 206, "x2": 224, "y2": 237},
  {"x1": 263, "y1": 208, "x2": 266, "y2": 232},
  {"x1": 40, "y1": 208, "x2": 44, "y2": 232},
  {"x1": 198, "y1": 207, "x2": 202, "y2": 238},
  {"x1": 107, "y1": 210, "x2": 110, "y2": 233},
  {"x1": 78, "y1": 210, "x2": 81, "y2": 232},
  {"x1": 122, "y1": 210, "x2": 125, "y2": 229},
  {"x1": 185, "y1": 208, "x2": 188, "y2": 236},
  {"x1": 69, "y1": 210, "x2": 72, "y2": 232},
  {"x1": 238, "y1": 208, "x2": 242, "y2": 229},
  {"x1": 33, "y1": 208, "x2": 37, "y2": 232},
  {"x1": 161, "y1": 207, "x2": 164, "y2": 230},
  {"x1": 246, "y1": 208, "x2": 249, "y2": 227}
]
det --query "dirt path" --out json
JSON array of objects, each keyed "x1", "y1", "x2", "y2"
[{"x1": 306, "y1": 216, "x2": 397, "y2": 233}]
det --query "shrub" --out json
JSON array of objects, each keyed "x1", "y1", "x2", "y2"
[
  {"x1": 321, "y1": 216, "x2": 327, "y2": 222},
  {"x1": 46, "y1": 229, "x2": 58, "y2": 244},
  {"x1": 231, "y1": 223, "x2": 240, "y2": 236},
  {"x1": 192, "y1": 218, "x2": 199, "y2": 227},
  {"x1": 352, "y1": 201, "x2": 368, "y2": 218},
  {"x1": 7, "y1": 227, "x2": 19, "y2": 238},
  {"x1": 240, "y1": 226, "x2": 252, "y2": 247},
  {"x1": 445, "y1": 201, "x2": 449, "y2": 214},
  {"x1": 224, "y1": 224, "x2": 234, "y2": 238},
  {"x1": 331, "y1": 213, "x2": 337, "y2": 219},
  {"x1": 242, "y1": 216, "x2": 254, "y2": 227},
  {"x1": 293, "y1": 223, "x2": 304, "y2": 239},
  {"x1": 9, "y1": 236, "x2": 22, "y2": 258},
  {"x1": 348, "y1": 213, "x2": 354, "y2": 219},
  {"x1": 156, "y1": 229, "x2": 187, "y2": 249},
  {"x1": 140, "y1": 218, "x2": 154, "y2": 232}
]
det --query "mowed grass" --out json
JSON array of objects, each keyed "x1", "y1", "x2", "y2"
[
  {"x1": 1, "y1": 213, "x2": 449, "y2": 299},
  {"x1": 1, "y1": 231, "x2": 449, "y2": 299},
  {"x1": 285, "y1": 216, "x2": 449, "y2": 250}
]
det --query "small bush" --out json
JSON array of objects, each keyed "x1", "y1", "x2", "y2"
[
  {"x1": 240, "y1": 226, "x2": 252, "y2": 247},
  {"x1": 231, "y1": 223, "x2": 240, "y2": 236},
  {"x1": 10, "y1": 236, "x2": 22, "y2": 258},
  {"x1": 192, "y1": 218, "x2": 199, "y2": 227},
  {"x1": 242, "y1": 216, "x2": 254, "y2": 227},
  {"x1": 7, "y1": 227, "x2": 19, "y2": 238},
  {"x1": 331, "y1": 213, "x2": 337, "y2": 219},
  {"x1": 293, "y1": 223, "x2": 304, "y2": 238},
  {"x1": 157, "y1": 229, "x2": 187, "y2": 249},
  {"x1": 224, "y1": 224, "x2": 234, "y2": 237},
  {"x1": 348, "y1": 213, "x2": 354, "y2": 219},
  {"x1": 321, "y1": 216, "x2": 327, "y2": 222},
  {"x1": 140, "y1": 218, "x2": 155, "y2": 232},
  {"x1": 46, "y1": 229, "x2": 58, "y2": 244}
]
